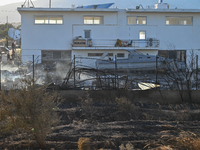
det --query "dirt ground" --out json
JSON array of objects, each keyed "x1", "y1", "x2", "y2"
[{"x1": 1, "y1": 99, "x2": 200, "y2": 150}]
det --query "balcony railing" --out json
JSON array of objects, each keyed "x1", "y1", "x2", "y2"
[{"x1": 72, "y1": 38, "x2": 160, "y2": 49}]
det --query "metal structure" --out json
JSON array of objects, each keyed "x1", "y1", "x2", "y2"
[{"x1": 22, "y1": 0, "x2": 34, "y2": 8}]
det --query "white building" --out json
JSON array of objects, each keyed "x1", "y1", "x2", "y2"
[{"x1": 17, "y1": 1, "x2": 200, "y2": 67}]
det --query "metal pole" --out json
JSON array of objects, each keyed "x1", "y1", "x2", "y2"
[
  {"x1": 49, "y1": 0, "x2": 51, "y2": 8},
  {"x1": 74, "y1": 55, "x2": 75, "y2": 88},
  {"x1": 0, "y1": 47, "x2": 1, "y2": 90},
  {"x1": 196, "y1": 55, "x2": 198, "y2": 90},
  {"x1": 156, "y1": 55, "x2": 158, "y2": 87},
  {"x1": 115, "y1": 55, "x2": 117, "y2": 89},
  {"x1": 6, "y1": 16, "x2": 8, "y2": 30},
  {"x1": 33, "y1": 55, "x2": 34, "y2": 85}
]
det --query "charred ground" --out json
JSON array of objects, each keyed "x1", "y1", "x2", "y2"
[{"x1": 1, "y1": 93, "x2": 200, "y2": 150}]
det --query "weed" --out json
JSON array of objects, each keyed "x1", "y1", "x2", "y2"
[
  {"x1": 79, "y1": 92, "x2": 94, "y2": 120},
  {"x1": 78, "y1": 137, "x2": 90, "y2": 150},
  {"x1": 115, "y1": 97, "x2": 134, "y2": 112},
  {"x1": 119, "y1": 142, "x2": 134, "y2": 150},
  {"x1": 0, "y1": 80, "x2": 61, "y2": 148}
]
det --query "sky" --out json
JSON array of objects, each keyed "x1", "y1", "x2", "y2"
[
  {"x1": 0, "y1": 0, "x2": 200, "y2": 23},
  {"x1": 0, "y1": 0, "x2": 36, "y2": 6}
]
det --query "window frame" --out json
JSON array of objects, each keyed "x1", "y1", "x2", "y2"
[
  {"x1": 166, "y1": 16, "x2": 193, "y2": 26},
  {"x1": 35, "y1": 15, "x2": 63, "y2": 25},
  {"x1": 84, "y1": 16, "x2": 103, "y2": 25},
  {"x1": 127, "y1": 16, "x2": 147, "y2": 25}
]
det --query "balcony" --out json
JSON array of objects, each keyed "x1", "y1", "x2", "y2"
[{"x1": 72, "y1": 38, "x2": 160, "y2": 50}]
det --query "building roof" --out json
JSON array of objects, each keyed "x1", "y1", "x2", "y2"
[
  {"x1": 76, "y1": 3, "x2": 114, "y2": 9},
  {"x1": 126, "y1": 8, "x2": 200, "y2": 13},
  {"x1": 17, "y1": 7, "x2": 200, "y2": 13},
  {"x1": 17, "y1": 7, "x2": 119, "y2": 12}
]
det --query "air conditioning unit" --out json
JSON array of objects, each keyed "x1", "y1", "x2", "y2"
[
  {"x1": 147, "y1": 38, "x2": 159, "y2": 47},
  {"x1": 147, "y1": 38, "x2": 154, "y2": 47}
]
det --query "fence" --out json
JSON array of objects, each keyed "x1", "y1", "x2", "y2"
[
  {"x1": 61, "y1": 54, "x2": 200, "y2": 91},
  {"x1": 0, "y1": 50, "x2": 199, "y2": 91}
]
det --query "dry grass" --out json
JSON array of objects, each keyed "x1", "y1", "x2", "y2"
[
  {"x1": 158, "y1": 131, "x2": 200, "y2": 150},
  {"x1": 119, "y1": 142, "x2": 134, "y2": 150},
  {"x1": 115, "y1": 97, "x2": 135, "y2": 111},
  {"x1": 0, "y1": 38, "x2": 5, "y2": 42},
  {"x1": 175, "y1": 134, "x2": 200, "y2": 150},
  {"x1": 78, "y1": 137, "x2": 90, "y2": 150}
]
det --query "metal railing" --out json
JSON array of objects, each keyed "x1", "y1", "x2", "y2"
[{"x1": 72, "y1": 38, "x2": 160, "y2": 48}]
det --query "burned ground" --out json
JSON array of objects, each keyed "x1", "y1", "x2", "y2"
[{"x1": 1, "y1": 95, "x2": 200, "y2": 150}]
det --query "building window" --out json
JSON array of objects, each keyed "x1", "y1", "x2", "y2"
[
  {"x1": 35, "y1": 16, "x2": 49, "y2": 24},
  {"x1": 35, "y1": 16, "x2": 63, "y2": 24},
  {"x1": 88, "y1": 53, "x2": 113, "y2": 57},
  {"x1": 177, "y1": 50, "x2": 186, "y2": 62},
  {"x1": 180, "y1": 17, "x2": 192, "y2": 25},
  {"x1": 42, "y1": 51, "x2": 71, "y2": 61},
  {"x1": 139, "y1": 31, "x2": 146, "y2": 39},
  {"x1": 158, "y1": 50, "x2": 186, "y2": 62},
  {"x1": 84, "y1": 30, "x2": 91, "y2": 38},
  {"x1": 117, "y1": 53, "x2": 124, "y2": 57},
  {"x1": 84, "y1": 16, "x2": 103, "y2": 24},
  {"x1": 166, "y1": 17, "x2": 192, "y2": 25},
  {"x1": 49, "y1": 16, "x2": 63, "y2": 24},
  {"x1": 166, "y1": 17, "x2": 179, "y2": 25},
  {"x1": 53, "y1": 51, "x2": 61, "y2": 60},
  {"x1": 127, "y1": 16, "x2": 146, "y2": 25}
]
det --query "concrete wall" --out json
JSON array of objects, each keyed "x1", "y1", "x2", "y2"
[{"x1": 58, "y1": 90, "x2": 200, "y2": 104}]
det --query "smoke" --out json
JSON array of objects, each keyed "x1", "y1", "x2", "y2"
[{"x1": 1, "y1": 61, "x2": 72, "y2": 90}]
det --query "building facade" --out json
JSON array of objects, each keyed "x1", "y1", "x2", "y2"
[{"x1": 17, "y1": 2, "x2": 200, "y2": 67}]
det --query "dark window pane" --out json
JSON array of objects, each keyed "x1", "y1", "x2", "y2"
[
  {"x1": 117, "y1": 53, "x2": 125, "y2": 57},
  {"x1": 53, "y1": 51, "x2": 61, "y2": 59},
  {"x1": 85, "y1": 30, "x2": 91, "y2": 38},
  {"x1": 168, "y1": 51, "x2": 177, "y2": 59}
]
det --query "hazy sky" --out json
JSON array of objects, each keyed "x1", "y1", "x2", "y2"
[
  {"x1": 0, "y1": 0, "x2": 36, "y2": 6},
  {"x1": 0, "y1": 0, "x2": 200, "y2": 23}
]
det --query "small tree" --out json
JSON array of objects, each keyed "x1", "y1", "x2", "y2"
[
  {"x1": 0, "y1": 80, "x2": 61, "y2": 148},
  {"x1": 160, "y1": 50, "x2": 197, "y2": 102}
]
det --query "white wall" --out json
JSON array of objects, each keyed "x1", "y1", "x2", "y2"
[{"x1": 20, "y1": 9, "x2": 200, "y2": 64}]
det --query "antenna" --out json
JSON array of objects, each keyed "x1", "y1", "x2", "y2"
[{"x1": 21, "y1": 0, "x2": 34, "y2": 8}]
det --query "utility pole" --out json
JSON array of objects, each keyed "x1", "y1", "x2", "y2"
[
  {"x1": 156, "y1": 55, "x2": 158, "y2": 88},
  {"x1": 33, "y1": 55, "x2": 34, "y2": 85},
  {"x1": 49, "y1": 0, "x2": 51, "y2": 8},
  {"x1": 196, "y1": 55, "x2": 198, "y2": 90},
  {"x1": 6, "y1": 16, "x2": 8, "y2": 30},
  {"x1": 74, "y1": 55, "x2": 75, "y2": 88}
]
